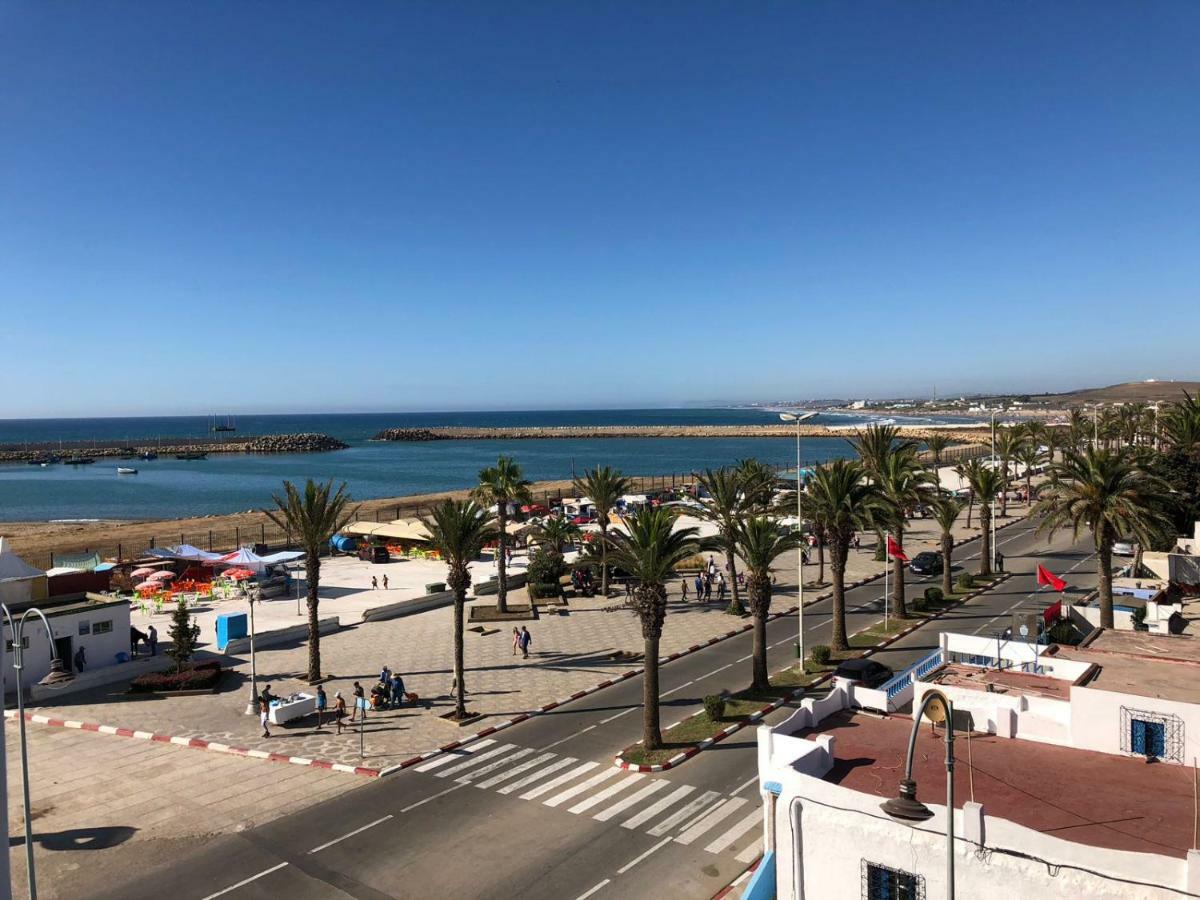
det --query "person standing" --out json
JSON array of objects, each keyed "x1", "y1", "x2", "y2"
[
  {"x1": 382, "y1": 573, "x2": 389, "y2": 590},
  {"x1": 380, "y1": 664, "x2": 391, "y2": 684},
  {"x1": 350, "y1": 681, "x2": 365, "y2": 722},
  {"x1": 371, "y1": 575, "x2": 378, "y2": 590},
  {"x1": 694, "y1": 574, "x2": 703, "y2": 599},
  {"x1": 147, "y1": 625, "x2": 158, "y2": 657},
  {"x1": 681, "y1": 578, "x2": 689, "y2": 601},
  {"x1": 73, "y1": 645, "x2": 87, "y2": 673},
  {"x1": 704, "y1": 578, "x2": 713, "y2": 601},
  {"x1": 334, "y1": 691, "x2": 347, "y2": 734},
  {"x1": 390, "y1": 671, "x2": 405, "y2": 708},
  {"x1": 707, "y1": 556, "x2": 717, "y2": 578},
  {"x1": 519, "y1": 626, "x2": 532, "y2": 659},
  {"x1": 315, "y1": 684, "x2": 327, "y2": 728},
  {"x1": 511, "y1": 626, "x2": 520, "y2": 656},
  {"x1": 260, "y1": 698, "x2": 271, "y2": 738}
]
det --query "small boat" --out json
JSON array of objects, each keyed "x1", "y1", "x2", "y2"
[
  {"x1": 175, "y1": 452, "x2": 207, "y2": 460},
  {"x1": 117, "y1": 467, "x2": 138, "y2": 475},
  {"x1": 211, "y1": 414, "x2": 237, "y2": 432},
  {"x1": 139, "y1": 451, "x2": 158, "y2": 461},
  {"x1": 63, "y1": 457, "x2": 95, "y2": 465}
]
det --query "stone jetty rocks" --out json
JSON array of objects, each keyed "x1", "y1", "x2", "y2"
[
  {"x1": 372, "y1": 424, "x2": 988, "y2": 443},
  {"x1": 0, "y1": 433, "x2": 348, "y2": 462}
]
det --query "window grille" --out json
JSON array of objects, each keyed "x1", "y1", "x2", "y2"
[
  {"x1": 862, "y1": 860, "x2": 925, "y2": 900},
  {"x1": 1120, "y1": 707, "x2": 1182, "y2": 763}
]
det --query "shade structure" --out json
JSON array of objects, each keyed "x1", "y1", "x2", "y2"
[
  {"x1": 131, "y1": 567, "x2": 157, "y2": 578},
  {"x1": 134, "y1": 580, "x2": 158, "y2": 590},
  {"x1": 215, "y1": 548, "x2": 269, "y2": 573},
  {"x1": 222, "y1": 567, "x2": 256, "y2": 580},
  {"x1": 340, "y1": 519, "x2": 431, "y2": 542},
  {"x1": 148, "y1": 570, "x2": 176, "y2": 581}
]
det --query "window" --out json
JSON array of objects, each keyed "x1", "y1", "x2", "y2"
[
  {"x1": 1120, "y1": 707, "x2": 1182, "y2": 763},
  {"x1": 4, "y1": 637, "x2": 30, "y2": 652},
  {"x1": 78, "y1": 621, "x2": 91, "y2": 636},
  {"x1": 862, "y1": 861, "x2": 924, "y2": 900},
  {"x1": 92, "y1": 620, "x2": 113, "y2": 635}
]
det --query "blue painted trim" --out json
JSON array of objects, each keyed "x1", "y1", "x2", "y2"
[
  {"x1": 764, "y1": 780, "x2": 782, "y2": 795},
  {"x1": 741, "y1": 850, "x2": 776, "y2": 900}
]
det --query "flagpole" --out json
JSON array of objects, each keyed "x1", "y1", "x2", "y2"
[{"x1": 884, "y1": 533, "x2": 889, "y2": 630}]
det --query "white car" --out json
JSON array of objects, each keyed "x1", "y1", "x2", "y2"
[{"x1": 1112, "y1": 539, "x2": 1135, "y2": 556}]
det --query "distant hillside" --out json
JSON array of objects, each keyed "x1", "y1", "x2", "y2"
[{"x1": 1022, "y1": 381, "x2": 1200, "y2": 407}]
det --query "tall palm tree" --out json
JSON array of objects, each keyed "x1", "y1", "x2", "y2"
[
  {"x1": 1163, "y1": 394, "x2": 1200, "y2": 459},
  {"x1": 265, "y1": 479, "x2": 356, "y2": 683},
  {"x1": 734, "y1": 517, "x2": 802, "y2": 692},
  {"x1": 1034, "y1": 447, "x2": 1173, "y2": 630},
  {"x1": 994, "y1": 428, "x2": 1025, "y2": 517},
  {"x1": 929, "y1": 494, "x2": 963, "y2": 598},
  {"x1": 850, "y1": 424, "x2": 917, "y2": 560},
  {"x1": 1014, "y1": 441, "x2": 1045, "y2": 507},
  {"x1": 574, "y1": 465, "x2": 632, "y2": 596},
  {"x1": 734, "y1": 458, "x2": 777, "y2": 513},
  {"x1": 924, "y1": 433, "x2": 951, "y2": 468},
  {"x1": 604, "y1": 507, "x2": 702, "y2": 750},
  {"x1": 954, "y1": 461, "x2": 975, "y2": 528},
  {"x1": 803, "y1": 460, "x2": 883, "y2": 651},
  {"x1": 694, "y1": 467, "x2": 750, "y2": 614},
  {"x1": 962, "y1": 460, "x2": 1003, "y2": 576},
  {"x1": 1068, "y1": 408, "x2": 1089, "y2": 450},
  {"x1": 876, "y1": 448, "x2": 936, "y2": 619},
  {"x1": 473, "y1": 456, "x2": 532, "y2": 613},
  {"x1": 533, "y1": 516, "x2": 581, "y2": 554},
  {"x1": 425, "y1": 499, "x2": 498, "y2": 719}
]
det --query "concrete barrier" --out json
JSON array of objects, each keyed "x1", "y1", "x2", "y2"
[
  {"x1": 223, "y1": 616, "x2": 340, "y2": 655},
  {"x1": 474, "y1": 573, "x2": 527, "y2": 597},
  {"x1": 362, "y1": 591, "x2": 457, "y2": 622}
]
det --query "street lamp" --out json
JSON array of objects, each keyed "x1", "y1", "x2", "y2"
[
  {"x1": 2, "y1": 603, "x2": 77, "y2": 900},
  {"x1": 881, "y1": 688, "x2": 956, "y2": 899},
  {"x1": 780, "y1": 411, "x2": 818, "y2": 660},
  {"x1": 243, "y1": 584, "x2": 261, "y2": 716}
]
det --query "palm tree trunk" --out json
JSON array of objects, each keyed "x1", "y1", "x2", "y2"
[
  {"x1": 599, "y1": 522, "x2": 609, "y2": 597},
  {"x1": 817, "y1": 531, "x2": 825, "y2": 585},
  {"x1": 725, "y1": 546, "x2": 744, "y2": 615},
  {"x1": 496, "y1": 504, "x2": 508, "y2": 613},
  {"x1": 966, "y1": 495, "x2": 974, "y2": 528},
  {"x1": 1096, "y1": 530, "x2": 1115, "y2": 630},
  {"x1": 453, "y1": 593, "x2": 466, "y2": 718},
  {"x1": 979, "y1": 505, "x2": 992, "y2": 577},
  {"x1": 1025, "y1": 472, "x2": 1033, "y2": 507},
  {"x1": 830, "y1": 540, "x2": 849, "y2": 652},
  {"x1": 941, "y1": 532, "x2": 953, "y2": 598},
  {"x1": 305, "y1": 550, "x2": 321, "y2": 683},
  {"x1": 892, "y1": 523, "x2": 907, "y2": 619},
  {"x1": 751, "y1": 605, "x2": 769, "y2": 692},
  {"x1": 642, "y1": 634, "x2": 662, "y2": 749}
]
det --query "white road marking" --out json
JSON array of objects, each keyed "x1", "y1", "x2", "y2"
[
  {"x1": 543, "y1": 766, "x2": 622, "y2": 807},
  {"x1": 593, "y1": 779, "x2": 669, "y2": 822},
  {"x1": 708, "y1": 663, "x2": 735, "y2": 676},
  {"x1": 675, "y1": 797, "x2": 749, "y2": 845},
  {"x1": 574, "y1": 879, "x2": 610, "y2": 900},
  {"x1": 621, "y1": 784, "x2": 696, "y2": 830},
  {"x1": 521, "y1": 761, "x2": 600, "y2": 801},
  {"x1": 400, "y1": 782, "x2": 467, "y2": 813},
  {"x1": 661, "y1": 679, "x2": 696, "y2": 697},
  {"x1": 414, "y1": 738, "x2": 496, "y2": 772},
  {"x1": 599, "y1": 707, "x2": 637, "y2": 724},
  {"x1": 736, "y1": 836, "x2": 764, "y2": 863},
  {"x1": 703, "y1": 807, "x2": 762, "y2": 854},
  {"x1": 646, "y1": 790, "x2": 722, "y2": 836},
  {"x1": 732, "y1": 774, "x2": 761, "y2": 794},
  {"x1": 436, "y1": 743, "x2": 516, "y2": 778},
  {"x1": 456, "y1": 747, "x2": 535, "y2": 784},
  {"x1": 475, "y1": 752, "x2": 556, "y2": 790},
  {"x1": 541, "y1": 725, "x2": 595, "y2": 751},
  {"x1": 568, "y1": 773, "x2": 643, "y2": 815},
  {"x1": 499, "y1": 756, "x2": 579, "y2": 795},
  {"x1": 308, "y1": 815, "x2": 393, "y2": 854},
  {"x1": 617, "y1": 836, "x2": 674, "y2": 874},
  {"x1": 201, "y1": 863, "x2": 289, "y2": 899},
  {"x1": 736, "y1": 654, "x2": 752, "y2": 663}
]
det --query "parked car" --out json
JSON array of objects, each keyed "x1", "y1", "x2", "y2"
[
  {"x1": 834, "y1": 658, "x2": 894, "y2": 688},
  {"x1": 1112, "y1": 539, "x2": 1135, "y2": 556},
  {"x1": 357, "y1": 544, "x2": 390, "y2": 563},
  {"x1": 908, "y1": 551, "x2": 943, "y2": 576}
]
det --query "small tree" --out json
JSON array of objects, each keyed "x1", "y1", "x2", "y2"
[{"x1": 168, "y1": 597, "x2": 198, "y2": 673}]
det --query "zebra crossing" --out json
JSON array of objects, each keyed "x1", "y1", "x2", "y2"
[{"x1": 413, "y1": 740, "x2": 763, "y2": 863}]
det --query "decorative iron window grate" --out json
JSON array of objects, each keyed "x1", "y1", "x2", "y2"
[
  {"x1": 1120, "y1": 707, "x2": 1183, "y2": 763},
  {"x1": 862, "y1": 860, "x2": 925, "y2": 900}
]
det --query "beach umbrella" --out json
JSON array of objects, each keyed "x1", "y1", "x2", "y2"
[
  {"x1": 223, "y1": 567, "x2": 255, "y2": 581},
  {"x1": 134, "y1": 580, "x2": 158, "y2": 590},
  {"x1": 148, "y1": 570, "x2": 176, "y2": 581},
  {"x1": 131, "y1": 567, "x2": 156, "y2": 578}
]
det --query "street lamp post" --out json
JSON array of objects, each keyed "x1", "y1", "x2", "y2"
[
  {"x1": 880, "y1": 688, "x2": 956, "y2": 899},
  {"x1": 780, "y1": 412, "x2": 818, "y2": 660},
  {"x1": 244, "y1": 585, "x2": 261, "y2": 716},
  {"x1": 2, "y1": 604, "x2": 76, "y2": 900}
]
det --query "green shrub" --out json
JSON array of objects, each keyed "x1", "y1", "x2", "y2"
[
  {"x1": 703, "y1": 694, "x2": 726, "y2": 722},
  {"x1": 924, "y1": 587, "x2": 944, "y2": 605},
  {"x1": 810, "y1": 644, "x2": 832, "y2": 666},
  {"x1": 911, "y1": 594, "x2": 926, "y2": 613},
  {"x1": 955, "y1": 572, "x2": 975, "y2": 592},
  {"x1": 527, "y1": 548, "x2": 566, "y2": 587},
  {"x1": 528, "y1": 582, "x2": 561, "y2": 600},
  {"x1": 130, "y1": 661, "x2": 222, "y2": 694}
]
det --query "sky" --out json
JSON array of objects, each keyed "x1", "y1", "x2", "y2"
[{"x1": 2, "y1": 2, "x2": 1198, "y2": 417}]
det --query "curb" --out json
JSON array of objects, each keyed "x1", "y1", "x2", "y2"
[{"x1": 713, "y1": 856, "x2": 762, "y2": 900}]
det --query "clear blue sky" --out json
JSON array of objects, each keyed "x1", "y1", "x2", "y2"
[{"x1": 2, "y1": 2, "x2": 1197, "y2": 417}]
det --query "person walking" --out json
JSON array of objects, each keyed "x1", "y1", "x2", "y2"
[
  {"x1": 380, "y1": 664, "x2": 391, "y2": 684},
  {"x1": 717, "y1": 578, "x2": 726, "y2": 603},
  {"x1": 511, "y1": 626, "x2": 520, "y2": 656},
  {"x1": 382, "y1": 573, "x2": 389, "y2": 590},
  {"x1": 707, "y1": 555, "x2": 717, "y2": 578},
  {"x1": 73, "y1": 645, "x2": 87, "y2": 673},
  {"x1": 390, "y1": 671, "x2": 405, "y2": 708},
  {"x1": 371, "y1": 575, "x2": 378, "y2": 590},
  {"x1": 681, "y1": 577, "x2": 689, "y2": 601},
  {"x1": 259, "y1": 698, "x2": 271, "y2": 738},
  {"x1": 519, "y1": 626, "x2": 532, "y2": 659},
  {"x1": 624, "y1": 578, "x2": 633, "y2": 598},
  {"x1": 334, "y1": 691, "x2": 347, "y2": 734},
  {"x1": 147, "y1": 625, "x2": 158, "y2": 657},
  {"x1": 694, "y1": 574, "x2": 703, "y2": 599},
  {"x1": 349, "y1": 681, "x2": 364, "y2": 722},
  {"x1": 316, "y1": 684, "x2": 327, "y2": 728}
]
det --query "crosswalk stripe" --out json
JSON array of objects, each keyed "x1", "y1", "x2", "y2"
[
  {"x1": 567, "y1": 773, "x2": 643, "y2": 815},
  {"x1": 736, "y1": 837, "x2": 763, "y2": 864},
  {"x1": 476, "y1": 752, "x2": 557, "y2": 790},
  {"x1": 522, "y1": 761, "x2": 600, "y2": 801},
  {"x1": 592, "y1": 780, "x2": 668, "y2": 822},
  {"x1": 456, "y1": 747, "x2": 535, "y2": 784},
  {"x1": 703, "y1": 807, "x2": 762, "y2": 854},
  {"x1": 621, "y1": 785, "x2": 695, "y2": 830},
  {"x1": 543, "y1": 766, "x2": 621, "y2": 808},
  {"x1": 675, "y1": 797, "x2": 748, "y2": 846},
  {"x1": 436, "y1": 743, "x2": 516, "y2": 778},
  {"x1": 414, "y1": 739, "x2": 497, "y2": 772},
  {"x1": 646, "y1": 791, "x2": 722, "y2": 837},
  {"x1": 500, "y1": 756, "x2": 579, "y2": 796}
]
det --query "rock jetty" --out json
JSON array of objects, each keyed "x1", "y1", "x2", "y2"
[
  {"x1": 0, "y1": 433, "x2": 347, "y2": 463},
  {"x1": 372, "y1": 425, "x2": 988, "y2": 443}
]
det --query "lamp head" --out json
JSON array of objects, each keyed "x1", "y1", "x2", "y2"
[
  {"x1": 880, "y1": 778, "x2": 933, "y2": 822},
  {"x1": 779, "y1": 412, "x2": 818, "y2": 423},
  {"x1": 39, "y1": 657, "x2": 75, "y2": 687}
]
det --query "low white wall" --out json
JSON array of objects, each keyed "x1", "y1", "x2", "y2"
[
  {"x1": 361, "y1": 590, "x2": 456, "y2": 622},
  {"x1": 942, "y1": 631, "x2": 1091, "y2": 680},
  {"x1": 223, "y1": 616, "x2": 340, "y2": 655}
]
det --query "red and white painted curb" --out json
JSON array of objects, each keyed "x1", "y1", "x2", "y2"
[{"x1": 713, "y1": 856, "x2": 762, "y2": 900}]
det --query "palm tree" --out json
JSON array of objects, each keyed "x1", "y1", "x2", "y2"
[
  {"x1": 954, "y1": 461, "x2": 975, "y2": 527},
  {"x1": 962, "y1": 460, "x2": 1003, "y2": 576},
  {"x1": 929, "y1": 494, "x2": 963, "y2": 598},
  {"x1": 425, "y1": 499, "x2": 499, "y2": 719},
  {"x1": 1033, "y1": 447, "x2": 1173, "y2": 630},
  {"x1": 604, "y1": 507, "x2": 702, "y2": 750},
  {"x1": 994, "y1": 428, "x2": 1025, "y2": 517},
  {"x1": 803, "y1": 460, "x2": 883, "y2": 651},
  {"x1": 924, "y1": 433, "x2": 951, "y2": 468},
  {"x1": 850, "y1": 424, "x2": 917, "y2": 561},
  {"x1": 265, "y1": 479, "x2": 356, "y2": 683},
  {"x1": 473, "y1": 456, "x2": 532, "y2": 613},
  {"x1": 1163, "y1": 393, "x2": 1200, "y2": 459},
  {"x1": 1068, "y1": 408, "x2": 1089, "y2": 450},
  {"x1": 694, "y1": 467, "x2": 750, "y2": 614},
  {"x1": 533, "y1": 516, "x2": 581, "y2": 554},
  {"x1": 876, "y1": 448, "x2": 936, "y2": 619},
  {"x1": 734, "y1": 517, "x2": 802, "y2": 692},
  {"x1": 734, "y1": 458, "x2": 777, "y2": 513},
  {"x1": 1014, "y1": 441, "x2": 1045, "y2": 507},
  {"x1": 574, "y1": 466, "x2": 632, "y2": 596}
]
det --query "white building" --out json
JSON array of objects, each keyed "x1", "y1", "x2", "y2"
[
  {"x1": 750, "y1": 629, "x2": 1200, "y2": 899},
  {"x1": 3, "y1": 592, "x2": 131, "y2": 694}
]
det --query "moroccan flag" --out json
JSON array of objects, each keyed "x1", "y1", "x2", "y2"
[
  {"x1": 886, "y1": 535, "x2": 908, "y2": 562},
  {"x1": 1037, "y1": 564, "x2": 1067, "y2": 592},
  {"x1": 1043, "y1": 599, "x2": 1063, "y2": 625}
]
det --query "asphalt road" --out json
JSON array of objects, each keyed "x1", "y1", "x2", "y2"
[{"x1": 95, "y1": 515, "x2": 1098, "y2": 900}]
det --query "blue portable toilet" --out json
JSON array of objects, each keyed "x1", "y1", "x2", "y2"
[{"x1": 216, "y1": 612, "x2": 248, "y2": 651}]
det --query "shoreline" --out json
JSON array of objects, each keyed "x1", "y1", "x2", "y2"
[
  {"x1": 372, "y1": 424, "x2": 992, "y2": 442},
  {"x1": 0, "y1": 432, "x2": 346, "y2": 462}
]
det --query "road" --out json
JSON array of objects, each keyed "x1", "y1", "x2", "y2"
[{"x1": 96, "y1": 516, "x2": 1097, "y2": 900}]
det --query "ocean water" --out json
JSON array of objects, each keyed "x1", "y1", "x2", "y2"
[{"x1": 0, "y1": 409, "x2": 976, "y2": 522}]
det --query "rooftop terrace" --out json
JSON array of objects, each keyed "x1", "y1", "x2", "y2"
[{"x1": 1058, "y1": 630, "x2": 1200, "y2": 704}]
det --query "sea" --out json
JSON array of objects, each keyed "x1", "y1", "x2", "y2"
[{"x1": 0, "y1": 409, "x2": 981, "y2": 522}]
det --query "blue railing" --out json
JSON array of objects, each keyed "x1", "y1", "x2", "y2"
[{"x1": 881, "y1": 648, "x2": 944, "y2": 701}]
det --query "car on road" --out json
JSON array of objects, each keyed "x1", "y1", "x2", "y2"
[
  {"x1": 1112, "y1": 538, "x2": 1135, "y2": 556},
  {"x1": 908, "y1": 551, "x2": 943, "y2": 576},
  {"x1": 833, "y1": 658, "x2": 894, "y2": 688}
]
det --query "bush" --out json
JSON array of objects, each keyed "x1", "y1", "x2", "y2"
[
  {"x1": 528, "y1": 582, "x2": 562, "y2": 600},
  {"x1": 527, "y1": 548, "x2": 566, "y2": 587},
  {"x1": 703, "y1": 694, "x2": 726, "y2": 722},
  {"x1": 924, "y1": 587, "x2": 944, "y2": 605},
  {"x1": 910, "y1": 594, "x2": 926, "y2": 613},
  {"x1": 810, "y1": 644, "x2": 832, "y2": 666},
  {"x1": 130, "y1": 661, "x2": 222, "y2": 694},
  {"x1": 955, "y1": 572, "x2": 975, "y2": 592}
]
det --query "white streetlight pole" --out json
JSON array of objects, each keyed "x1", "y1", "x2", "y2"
[
  {"x1": 244, "y1": 586, "x2": 260, "y2": 716},
  {"x1": 780, "y1": 412, "x2": 818, "y2": 661}
]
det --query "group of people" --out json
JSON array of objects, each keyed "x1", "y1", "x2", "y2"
[
  {"x1": 570, "y1": 568, "x2": 595, "y2": 597},
  {"x1": 511, "y1": 625, "x2": 533, "y2": 659},
  {"x1": 680, "y1": 555, "x2": 728, "y2": 602},
  {"x1": 370, "y1": 574, "x2": 390, "y2": 590},
  {"x1": 129, "y1": 624, "x2": 158, "y2": 658},
  {"x1": 255, "y1": 666, "x2": 412, "y2": 739}
]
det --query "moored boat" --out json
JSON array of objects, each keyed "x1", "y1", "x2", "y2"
[{"x1": 117, "y1": 467, "x2": 138, "y2": 475}]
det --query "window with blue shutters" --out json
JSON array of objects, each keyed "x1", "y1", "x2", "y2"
[
  {"x1": 1121, "y1": 708, "x2": 1181, "y2": 762},
  {"x1": 862, "y1": 861, "x2": 924, "y2": 899}
]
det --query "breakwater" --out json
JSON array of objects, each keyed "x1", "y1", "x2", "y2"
[
  {"x1": 0, "y1": 433, "x2": 347, "y2": 462},
  {"x1": 372, "y1": 424, "x2": 989, "y2": 443}
]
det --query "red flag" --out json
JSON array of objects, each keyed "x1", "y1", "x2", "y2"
[
  {"x1": 1037, "y1": 564, "x2": 1067, "y2": 592},
  {"x1": 886, "y1": 535, "x2": 908, "y2": 562},
  {"x1": 1042, "y1": 599, "x2": 1062, "y2": 625}
]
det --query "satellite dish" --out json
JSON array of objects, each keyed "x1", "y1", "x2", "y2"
[{"x1": 922, "y1": 694, "x2": 949, "y2": 725}]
